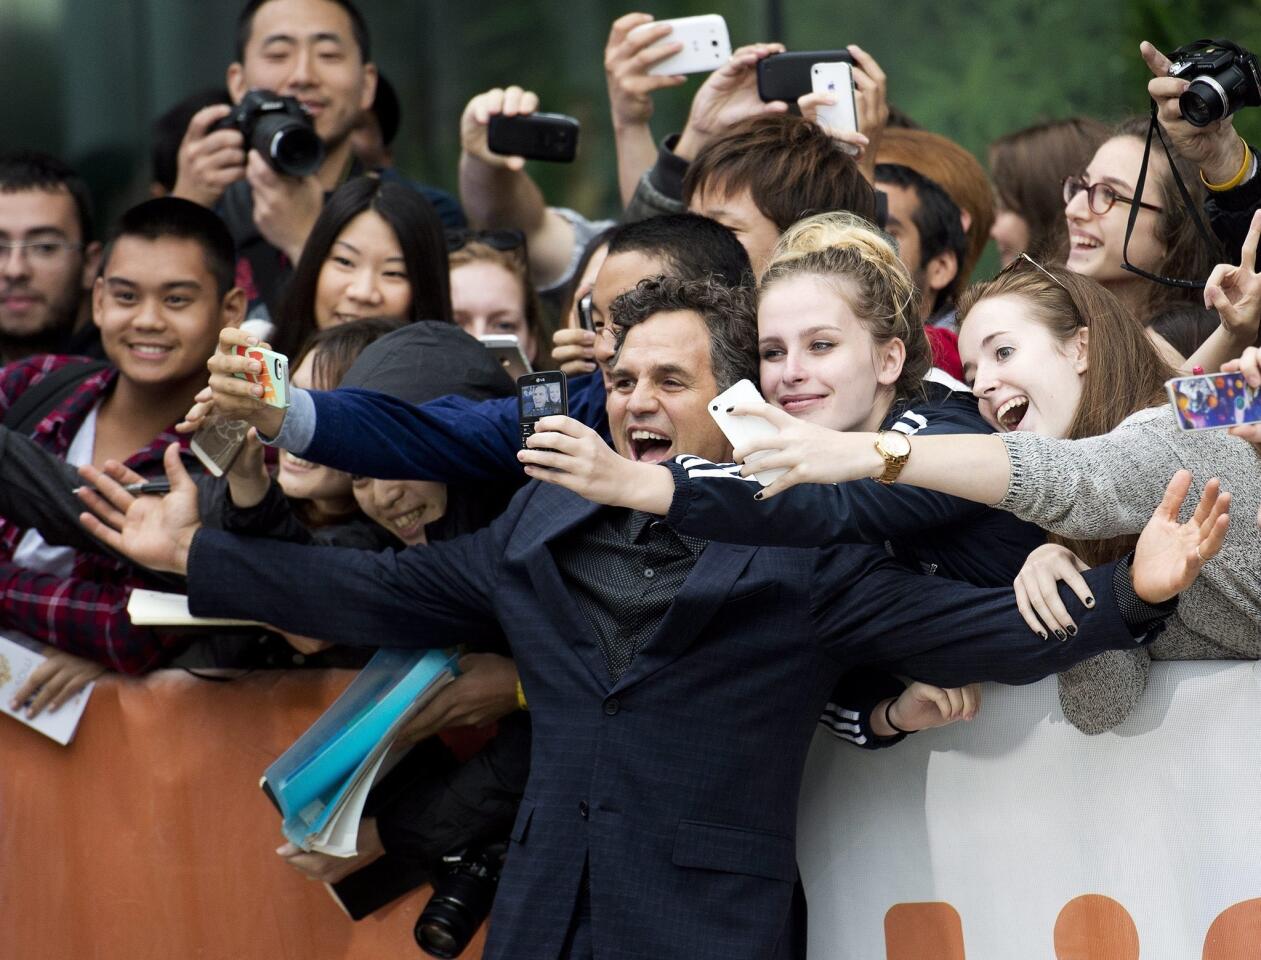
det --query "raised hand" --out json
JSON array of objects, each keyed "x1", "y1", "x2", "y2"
[
  {"x1": 192, "y1": 326, "x2": 287, "y2": 437},
  {"x1": 461, "y1": 86, "x2": 541, "y2": 172},
  {"x1": 604, "y1": 13, "x2": 686, "y2": 130},
  {"x1": 1204, "y1": 210, "x2": 1261, "y2": 345},
  {"x1": 1131, "y1": 470, "x2": 1230, "y2": 604},
  {"x1": 1223, "y1": 345, "x2": 1261, "y2": 451},
  {"x1": 517, "y1": 415, "x2": 674, "y2": 512},
  {"x1": 1141, "y1": 41, "x2": 1247, "y2": 184},
  {"x1": 78, "y1": 443, "x2": 203, "y2": 576},
  {"x1": 674, "y1": 42, "x2": 787, "y2": 161},
  {"x1": 246, "y1": 149, "x2": 324, "y2": 264},
  {"x1": 171, "y1": 103, "x2": 246, "y2": 209},
  {"x1": 726, "y1": 402, "x2": 879, "y2": 498}
]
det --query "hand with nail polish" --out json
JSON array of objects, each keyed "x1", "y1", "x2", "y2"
[{"x1": 1013, "y1": 543, "x2": 1093, "y2": 640}]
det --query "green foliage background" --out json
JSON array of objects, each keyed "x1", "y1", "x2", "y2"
[{"x1": 2, "y1": 0, "x2": 1258, "y2": 247}]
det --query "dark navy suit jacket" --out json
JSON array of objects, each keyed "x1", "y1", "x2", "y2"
[{"x1": 189, "y1": 480, "x2": 1155, "y2": 960}]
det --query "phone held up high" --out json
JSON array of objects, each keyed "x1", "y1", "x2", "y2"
[
  {"x1": 487, "y1": 113, "x2": 580, "y2": 163},
  {"x1": 518, "y1": 371, "x2": 569, "y2": 447},
  {"x1": 810, "y1": 61, "x2": 859, "y2": 152},
  {"x1": 480, "y1": 334, "x2": 534, "y2": 380},
  {"x1": 627, "y1": 14, "x2": 732, "y2": 76},
  {"x1": 1166, "y1": 371, "x2": 1261, "y2": 430},
  {"x1": 757, "y1": 49, "x2": 854, "y2": 102},
  {"x1": 232, "y1": 344, "x2": 291, "y2": 409}
]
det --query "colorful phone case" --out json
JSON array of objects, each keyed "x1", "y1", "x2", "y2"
[
  {"x1": 233, "y1": 345, "x2": 290, "y2": 409},
  {"x1": 1166, "y1": 372, "x2": 1261, "y2": 430}
]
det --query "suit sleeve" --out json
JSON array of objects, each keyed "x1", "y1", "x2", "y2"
[
  {"x1": 299, "y1": 374, "x2": 609, "y2": 485},
  {"x1": 811, "y1": 546, "x2": 1165, "y2": 688},
  {"x1": 185, "y1": 486, "x2": 529, "y2": 649}
]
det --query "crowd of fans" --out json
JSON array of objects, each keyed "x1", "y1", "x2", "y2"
[{"x1": 5, "y1": 0, "x2": 1260, "y2": 956}]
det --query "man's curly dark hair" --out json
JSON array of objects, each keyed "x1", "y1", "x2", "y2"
[{"x1": 609, "y1": 276, "x2": 758, "y2": 391}]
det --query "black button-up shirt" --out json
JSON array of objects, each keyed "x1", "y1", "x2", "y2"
[{"x1": 554, "y1": 509, "x2": 707, "y2": 681}]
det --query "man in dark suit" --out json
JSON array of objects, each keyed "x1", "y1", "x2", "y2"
[{"x1": 82, "y1": 279, "x2": 1212, "y2": 960}]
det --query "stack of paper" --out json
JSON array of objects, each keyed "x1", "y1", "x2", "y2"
[{"x1": 261, "y1": 647, "x2": 458, "y2": 857}]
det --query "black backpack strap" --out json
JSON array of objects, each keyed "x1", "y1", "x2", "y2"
[{"x1": 4, "y1": 360, "x2": 111, "y2": 435}]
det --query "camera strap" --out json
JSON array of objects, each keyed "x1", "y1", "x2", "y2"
[{"x1": 1121, "y1": 100, "x2": 1219, "y2": 290}]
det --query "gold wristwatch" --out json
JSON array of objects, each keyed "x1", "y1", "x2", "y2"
[{"x1": 873, "y1": 430, "x2": 912, "y2": 484}]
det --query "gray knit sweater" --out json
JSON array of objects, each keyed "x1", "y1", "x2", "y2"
[{"x1": 997, "y1": 405, "x2": 1261, "y2": 733}]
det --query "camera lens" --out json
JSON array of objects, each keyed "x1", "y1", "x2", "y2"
[
  {"x1": 416, "y1": 918, "x2": 461, "y2": 958},
  {"x1": 1180, "y1": 78, "x2": 1228, "y2": 127},
  {"x1": 269, "y1": 126, "x2": 324, "y2": 176}
]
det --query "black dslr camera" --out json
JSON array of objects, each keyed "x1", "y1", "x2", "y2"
[
  {"x1": 1168, "y1": 39, "x2": 1261, "y2": 127},
  {"x1": 211, "y1": 89, "x2": 325, "y2": 176},
  {"x1": 414, "y1": 840, "x2": 507, "y2": 958}
]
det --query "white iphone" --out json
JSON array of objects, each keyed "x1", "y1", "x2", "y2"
[
  {"x1": 811, "y1": 61, "x2": 860, "y2": 153},
  {"x1": 629, "y1": 14, "x2": 732, "y2": 76},
  {"x1": 707, "y1": 379, "x2": 786, "y2": 486}
]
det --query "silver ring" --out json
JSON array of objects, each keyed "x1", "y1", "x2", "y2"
[{"x1": 1195, "y1": 544, "x2": 1208, "y2": 564}]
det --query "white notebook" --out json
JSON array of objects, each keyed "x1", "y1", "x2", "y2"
[
  {"x1": 126, "y1": 589, "x2": 264, "y2": 628},
  {"x1": 0, "y1": 634, "x2": 94, "y2": 745}
]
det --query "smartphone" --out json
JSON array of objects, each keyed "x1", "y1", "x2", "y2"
[
  {"x1": 576, "y1": 291, "x2": 595, "y2": 333},
  {"x1": 487, "y1": 113, "x2": 580, "y2": 163},
  {"x1": 628, "y1": 14, "x2": 731, "y2": 76},
  {"x1": 758, "y1": 49, "x2": 854, "y2": 103},
  {"x1": 480, "y1": 334, "x2": 534, "y2": 380},
  {"x1": 518, "y1": 371, "x2": 568, "y2": 447},
  {"x1": 232, "y1": 344, "x2": 290, "y2": 409},
  {"x1": 707, "y1": 379, "x2": 786, "y2": 486},
  {"x1": 1166, "y1": 371, "x2": 1261, "y2": 430},
  {"x1": 811, "y1": 61, "x2": 859, "y2": 151},
  {"x1": 190, "y1": 416, "x2": 250, "y2": 478}
]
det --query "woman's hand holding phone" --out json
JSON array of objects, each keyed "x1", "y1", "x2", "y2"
[{"x1": 185, "y1": 327, "x2": 288, "y2": 438}]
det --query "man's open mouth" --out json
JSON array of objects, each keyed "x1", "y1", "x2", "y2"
[{"x1": 628, "y1": 429, "x2": 673, "y2": 463}]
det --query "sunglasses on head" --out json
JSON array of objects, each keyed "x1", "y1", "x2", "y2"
[{"x1": 445, "y1": 228, "x2": 527, "y2": 254}]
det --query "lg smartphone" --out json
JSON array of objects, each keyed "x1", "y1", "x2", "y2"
[
  {"x1": 1166, "y1": 372, "x2": 1261, "y2": 430},
  {"x1": 190, "y1": 417, "x2": 250, "y2": 478},
  {"x1": 758, "y1": 49, "x2": 854, "y2": 102},
  {"x1": 232, "y1": 344, "x2": 290, "y2": 409},
  {"x1": 628, "y1": 14, "x2": 731, "y2": 76},
  {"x1": 518, "y1": 371, "x2": 568, "y2": 447},
  {"x1": 811, "y1": 61, "x2": 859, "y2": 150},
  {"x1": 487, "y1": 113, "x2": 580, "y2": 163},
  {"x1": 480, "y1": 334, "x2": 534, "y2": 380},
  {"x1": 707, "y1": 379, "x2": 786, "y2": 486}
]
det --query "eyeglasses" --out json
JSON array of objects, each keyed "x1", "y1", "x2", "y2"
[
  {"x1": 444, "y1": 228, "x2": 526, "y2": 255},
  {"x1": 1061, "y1": 175, "x2": 1162, "y2": 217},
  {"x1": 0, "y1": 238, "x2": 84, "y2": 262}
]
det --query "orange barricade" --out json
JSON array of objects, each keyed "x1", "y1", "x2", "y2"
[{"x1": 1, "y1": 669, "x2": 484, "y2": 960}]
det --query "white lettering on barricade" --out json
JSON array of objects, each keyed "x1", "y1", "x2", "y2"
[{"x1": 797, "y1": 662, "x2": 1261, "y2": 960}]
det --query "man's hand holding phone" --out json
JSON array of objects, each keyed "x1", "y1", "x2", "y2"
[
  {"x1": 518, "y1": 415, "x2": 674, "y2": 514},
  {"x1": 180, "y1": 327, "x2": 289, "y2": 439}
]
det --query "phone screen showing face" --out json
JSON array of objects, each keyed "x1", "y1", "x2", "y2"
[{"x1": 518, "y1": 371, "x2": 569, "y2": 446}]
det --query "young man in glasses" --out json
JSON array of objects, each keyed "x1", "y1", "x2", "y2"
[{"x1": 0, "y1": 151, "x2": 103, "y2": 363}]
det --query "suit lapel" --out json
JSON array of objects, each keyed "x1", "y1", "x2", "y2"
[
  {"x1": 518, "y1": 487, "x2": 613, "y2": 689},
  {"x1": 610, "y1": 541, "x2": 756, "y2": 695}
]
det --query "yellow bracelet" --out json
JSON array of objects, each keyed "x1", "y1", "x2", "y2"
[
  {"x1": 515, "y1": 679, "x2": 528, "y2": 712},
  {"x1": 1201, "y1": 139, "x2": 1253, "y2": 192}
]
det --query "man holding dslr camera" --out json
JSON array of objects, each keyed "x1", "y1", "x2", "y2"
[{"x1": 173, "y1": 0, "x2": 462, "y2": 315}]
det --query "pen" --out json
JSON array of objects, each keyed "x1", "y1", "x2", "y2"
[{"x1": 123, "y1": 479, "x2": 171, "y2": 495}]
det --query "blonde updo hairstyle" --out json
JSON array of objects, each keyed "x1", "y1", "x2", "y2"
[{"x1": 758, "y1": 212, "x2": 932, "y2": 402}]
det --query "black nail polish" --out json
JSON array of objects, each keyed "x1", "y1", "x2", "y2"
[
  {"x1": 1055, "y1": 628, "x2": 1067, "y2": 641},
  {"x1": 1038, "y1": 630, "x2": 1047, "y2": 640},
  {"x1": 1084, "y1": 596, "x2": 1095, "y2": 607},
  {"x1": 753, "y1": 492, "x2": 764, "y2": 501},
  {"x1": 1066, "y1": 624, "x2": 1077, "y2": 636}
]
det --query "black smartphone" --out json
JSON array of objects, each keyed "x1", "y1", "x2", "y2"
[
  {"x1": 488, "y1": 113, "x2": 580, "y2": 163},
  {"x1": 518, "y1": 371, "x2": 569, "y2": 447},
  {"x1": 757, "y1": 50, "x2": 855, "y2": 103}
]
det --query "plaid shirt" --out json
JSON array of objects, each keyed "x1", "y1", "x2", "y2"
[{"x1": 0, "y1": 355, "x2": 189, "y2": 674}]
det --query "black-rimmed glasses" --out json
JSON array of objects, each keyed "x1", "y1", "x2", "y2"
[{"x1": 1061, "y1": 175, "x2": 1163, "y2": 217}]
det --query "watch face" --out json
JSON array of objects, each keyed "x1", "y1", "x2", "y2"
[{"x1": 880, "y1": 431, "x2": 911, "y2": 457}]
